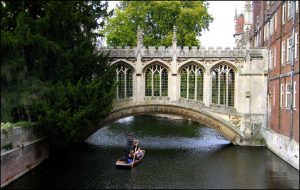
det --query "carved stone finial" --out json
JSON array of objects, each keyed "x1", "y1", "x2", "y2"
[
  {"x1": 244, "y1": 0, "x2": 252, "y2": 12},
  {"x1": 235, "y1": 5, "x2": 237, "y2": 19},
  {"x1": 172, "y1": 25, "x2": 177, "y2": 43}
]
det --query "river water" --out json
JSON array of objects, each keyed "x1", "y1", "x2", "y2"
[{"x1": 5, "y1": 115, "x2": 299, "y2": 189}]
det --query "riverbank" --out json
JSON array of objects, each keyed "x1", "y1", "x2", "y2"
[{"x1": 1, "y1": 126, "x2": 49, "y2": 188}]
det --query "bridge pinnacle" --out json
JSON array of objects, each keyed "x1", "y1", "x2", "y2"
[
  {"x1": 172, "y1": 25, "x2": 177, "y2": 44},
  {"x1": 137, "y1": 25, "x2": 143, "y2": 47}
]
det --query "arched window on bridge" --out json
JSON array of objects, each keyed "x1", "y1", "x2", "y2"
[
  {"x1": 211, "y1": 64, "x2": 235, "y2": 107},
  {"x1": 116, "y1": 64, "x2": 133, "y2": 99},
  {"x1": 145, "y1": 64, "x2": 168, "y2": 96},
  {"x1": 180, "y1": 64, "x2": 204, "y2": 101}
]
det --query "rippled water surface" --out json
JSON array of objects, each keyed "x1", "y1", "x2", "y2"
[{"x1": 5, "y1": 115, "x2": 299, "y2": 189}]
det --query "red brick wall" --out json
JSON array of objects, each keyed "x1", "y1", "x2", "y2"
[
  {"x1": 234, "y1": 14, "x2": 244, "y2": 35},
  {"x1": 251, "y1": 1, "x2": 299, "y2": 143}
]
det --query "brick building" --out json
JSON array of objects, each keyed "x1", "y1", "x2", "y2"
[
  {"x1": 246, "y1": 1, "x2": 299, "y2": 168},
  {"x1": 233, "y1": 10, "x2": 245, "y2": 47}
]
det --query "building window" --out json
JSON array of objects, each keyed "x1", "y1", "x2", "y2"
[
  {"x1": 295, "y1": 33, "x2": 298, "y2": 59},
  {"x1": 254, "y1": 35, "x2": 258, "y2": 47},
  {"x1": 180, "y1": 64, "x2": 204, "y2": 101},
  {"x1": 296, "y1": 1, "x2": 299, "y2": 12},
  {"x1": 281, "y1": 41, "x2": 286, "y2": 65},
  {"x1": 293, "y1": 81, "x2": 296, "y2": 109},
  {"x1": 287, "y1": 36, "x2": 293, "y2": 63},
  {"x1": 211, "y1": 64, "x2": 235, "y2": 107},
  {"x1": 269, "y1": 49, "x2": 274, "y2": 69},
  {"x1": 270, "y1": 15, "x2": 274, "y2": 35},
  {"x1": 287, "y1": 1, "x2": 292, "y2": 19},
  {"x1": 273, "y1": 86, "x2": 276, "y2": 107},
  {"x1": 280, "y1": 84, "x2": 284, "y2": 108},
  {"x1": 267, "y1": 21, "x2": 270, "y2": 39},
  {"x1": 274, "y1": 47, "x2": 276, "y2": 67},
  {"x1": 275, "y1": 12, "x2": 277, "y2": 30},
  {"x1": 267, "y1": 1, "x2": 271, "y2": 10},
  {"x1": 145, "y1": 64, "x2": 168, "y2": 96},
  {"x1": 286, "y1": 83, "x2": 292, "y2": 109},
  {"x1": 282, "y1": 2, "x2": 286, "y2": 24},
  {"x1": 116, "y1": 64, "x2": 133, "y2": 99}
]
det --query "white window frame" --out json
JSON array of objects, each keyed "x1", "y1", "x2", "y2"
[
  {"x1": 281, "y1": 41, "x2": 286, "y2": 65},
  {"x1": 282, "y1": 2, "x2": 287, "y2": 24},
  {"x1": 273, "y1": 86, "x2": 276, "y2": 107},
  {"x1": 293, "y1": 81, "x2": 296, "y2": 109},
  {"x1": 269, "y1": 49, "x2": 274, "y2": 69},
  {"x1": 280, "y1": 84, "x2": 284, "y2": 108},
  {"x1": 286, "y1": 83, "x2": 292, "y2": 109},
  {"x1": 274, "y1": 46, "x2": 276, "y2": 67},
  {"x1": 287, "y1": 1, "x2": 292, "y2": 19},
  {"x1": 295, "y1": 33, "x2": 298, "y2": 59},
  {"x1": 275, "y1": 12, "x2": 277, "y2": 30},
  {"x1": 264, "y1": 25, "x2": 267, "y2": 40},
  {"x1": 267, "y1": 1, "x2": 271, "y2": 10},
  {"x1": 287, "y1": 36, "x2": 293, "y2": 63},
  {"x1": 270, "y1": 15, "x2": 275, "y2": 35},
  {"x1": 296, "y1": 0, "x2": 299, "y2": 12},
  {"x1": 259, "y1": 30, "x2": 261, "y2": 45}
]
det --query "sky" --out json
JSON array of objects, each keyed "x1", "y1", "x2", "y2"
[{"x1": 107, "y1": 1, "x2": 245, "y2": 47}]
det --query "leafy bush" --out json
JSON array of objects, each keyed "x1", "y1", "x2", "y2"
[
  {"x1": 1, "y1": 122, "x2": 14, "y2": 133},
  {"x1": 14, "y1": 121, "x2": 32, "y2": 128}
]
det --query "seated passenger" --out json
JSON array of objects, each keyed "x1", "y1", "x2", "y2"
[
  {"x1": 126, "y1": 150, "x2": 134, "y2": 163},
  {"x1": 131, "y1": 140, "x2": 144, "y2": 159}
]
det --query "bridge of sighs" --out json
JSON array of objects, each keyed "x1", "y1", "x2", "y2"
[{"x1": 95, "y1": 29, "x2": 268, "y2": 146}]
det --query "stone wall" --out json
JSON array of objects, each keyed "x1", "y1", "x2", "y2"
[
  {"x1": 263, "y1": 128, "x2": 299, "y2": 170},
  {"x1": 1, "y1": 127, "x2": 44, "y2": 153},
  {"x1": 1, "y1": 127, "x2": 49, "y2": 188}
]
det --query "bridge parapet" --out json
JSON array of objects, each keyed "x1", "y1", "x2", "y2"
[
  {"x1": 98, "y1": 46, "x2": 265, "y2": 59},
  {"x1": 105, "y1": 99, "x2": 265, "y2": 146}
]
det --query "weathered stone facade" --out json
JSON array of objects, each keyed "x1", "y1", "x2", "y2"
[
  {"x1": 1, "y1": 127, "x2": 49, "y2": 188},
  {"x1": 95, "y1": 33, "x2": 268, "y2": 146}
]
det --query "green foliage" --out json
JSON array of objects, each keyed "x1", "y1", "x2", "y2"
[
  {"x1": 1, "y1": 1, "x2": 116, "y2": 143},
  {"x1": 103, "y1": 1, "x2": 213, "y2": 47},
  {"x1": 1, "y1": 122, "x2": 14, "y2": 133},
  {"x1": 14, "y1": 121, "x2": 33, "y2": 128}
]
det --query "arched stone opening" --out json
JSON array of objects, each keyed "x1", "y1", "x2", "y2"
[
  {"x1": 143, "y1": 63, "x2": 169, "y2": 97},
  {"x1": 114, "y1": 61, "x2": 135, "y2": 100},
  {"x1": 210, "y1": 62, "x2": 236, "y2": 107},
  {"x1": 179, "y1": 62, "x2": 206, "y2": 102},
  {"x1": 81, "y1": 104, "x2": 244, "y2": 145}
]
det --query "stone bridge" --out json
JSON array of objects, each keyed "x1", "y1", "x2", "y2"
[{"x1": 92, "y1": 28, "x2": 268, "y2": 146}]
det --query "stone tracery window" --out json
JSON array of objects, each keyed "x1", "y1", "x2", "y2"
[
  {"x1": 145, "y1": 64, "x2": 168, "y2": 96},
  {"x1": 211, "y1": 64, "x2": 235, "y2": 107},
  {"x1": 116, "y1": 63, "x2": 133, "y2": 99},
  {"x1": 180, "y1": 64, "x2": 204, "y2": 101}
]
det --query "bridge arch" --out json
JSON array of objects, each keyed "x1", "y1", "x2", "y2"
[{"x1": 82, "y1": 103, "x2": 245, "y2": 145}]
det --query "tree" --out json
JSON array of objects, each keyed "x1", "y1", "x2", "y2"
[
  {"x1": 1, "y1": 1, "x2": 116, "y2": 144},
  {"x1": 103, "y1": 1, "x2": 213, "y2": 47}
]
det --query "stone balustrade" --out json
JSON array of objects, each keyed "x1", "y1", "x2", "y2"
[{"x1": 97, "y1": 46, "x2": 265, "y2": 59}]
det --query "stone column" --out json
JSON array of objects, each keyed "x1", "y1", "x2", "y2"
[
  {"x1": 204, "y1": 71, "x2": 211, "y2": 107},
  {"x1": 135, "y1": 26, "x2": 144, "y2": 102},
  {"x1": 170, "y1": 25, "x2": 178, "y2": 101}
]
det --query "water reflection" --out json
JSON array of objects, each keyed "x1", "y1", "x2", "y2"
[
  {"x1": 86, "y1": 115, "x2": 230, "y2": 150},
  {"x1": 5, "y1": 115, "x2": 299, "y2": 189}
]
